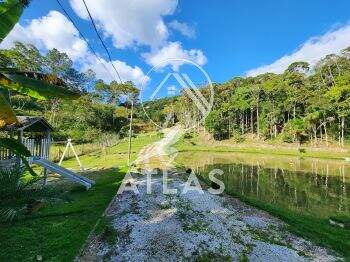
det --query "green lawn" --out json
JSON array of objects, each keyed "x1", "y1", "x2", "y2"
[{"x1": 0, "y1": 133, "x2": 160, "y2": 261}]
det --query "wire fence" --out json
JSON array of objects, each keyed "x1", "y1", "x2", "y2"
[{"x1": 50, "y1": 134, "x2": 120, "y2": 162}]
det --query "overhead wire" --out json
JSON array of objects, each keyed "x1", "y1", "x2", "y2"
[
  {"x1": 81, "y1": 0, "x2": 123, "y2": 83},
  {"x1": 55, "y1": 0, "x2": 115, "y2": 82}
]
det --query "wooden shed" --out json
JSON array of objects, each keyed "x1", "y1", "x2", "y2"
[{"x1": 0, "y1": 116, "x2": 53, "y2": 169}]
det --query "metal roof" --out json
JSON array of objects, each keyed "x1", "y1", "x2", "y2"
[{"x1": 12, "y1": 116, "x2": 54, "y2": 132}]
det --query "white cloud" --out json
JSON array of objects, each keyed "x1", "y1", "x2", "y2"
[
  {"x1": 69, "y1": 0, "x2": 178, "y2": 49},
  {"x1": 69, "y1": 0, "x2": 207, "y2": 71},
  {"x1": 83, "y1": 56, "x2": 150, "y2": 87},
  {"x1": 1, "y1": 11, "x2": 88, "y2": 60},
  {"x1": 246, "y1": 24, "x2": 350, "y2": 76},
  {"x1": 142, "y1": 41, "x2": 207, "y2": 71},
  {"x1": 0, "y1": 23, "x2": 34, "y2": 48},
  {"x1": 0, "y1": 10, "x2": 149, "y2": 87},
  {"x1": 169, "y1": 20, "x2": 195, "y2": 38}
]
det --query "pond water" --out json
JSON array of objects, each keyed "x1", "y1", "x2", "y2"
[{"x1": 176, "y1": 152, "x2": 350, "y2": 219}]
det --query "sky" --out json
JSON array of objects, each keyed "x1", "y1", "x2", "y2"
[{"x1": 2, "y1": 0, "x2": 350, "y2": 98}]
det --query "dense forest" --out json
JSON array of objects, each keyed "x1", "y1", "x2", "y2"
[
  {"x1": 1, "y1": 42, "x2": 350, "y2": 146},
  {"x1": 164, "y1": 47, "x2": 350, "y2": 146}
]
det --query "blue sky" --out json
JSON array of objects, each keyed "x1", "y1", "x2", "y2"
[{"x1": 2, "y1": 0, "x2": 350, "y2": 97}]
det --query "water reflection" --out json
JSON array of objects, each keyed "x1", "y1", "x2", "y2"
[{"x1": 177, "y1": 152, "x2": 350, "y2": 218}]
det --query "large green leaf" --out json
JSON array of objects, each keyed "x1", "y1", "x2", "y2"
[
  {"x1": 0, "y1": 69, "x2": 81, "y2": 100},
  {"x1": 0, "y1": 0, "x2": 23, "y2": 43},
  {"x1": 0, "y1": 91, "x2": 17, "y2": 128},
  {"x1": 0, "y1": 137, "x2": 37, "y2": 176}
]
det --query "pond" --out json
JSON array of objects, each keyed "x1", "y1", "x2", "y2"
[{"x1": 176, "y1": 152, "x2": 350, "y2": 219}]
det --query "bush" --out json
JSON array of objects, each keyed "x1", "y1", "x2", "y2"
[
  {"x1": 0, "y1": 167, "x2": 59, "y2": 223},
  {"x1": 183, "y1": 132, "x2": 193, "y2": 139},
  {"x1": 231, "y1": 130, "x2": 245, "y2": 143},
  {"x1": 0, "y1": 167, "x2": 23, "y2": 201}
]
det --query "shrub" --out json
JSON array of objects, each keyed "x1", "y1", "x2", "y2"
[
  {"x1": 231, "y1": 130, "x2": 245, "y2": 143},
  {"x1": 183, "y1": 132, "x2": 193, "y2": 139},
  {"x1": 0, "y1": 167, "x2": 57, "y2": 223}
]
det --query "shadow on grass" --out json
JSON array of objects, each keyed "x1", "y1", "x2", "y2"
[{"x1": 0, "y1": 167, "x2": 126, "y2": 261}]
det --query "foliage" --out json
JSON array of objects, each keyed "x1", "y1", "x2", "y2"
[
  {"x1": 0, "y1": 166, "x2": 42, "y2": 222},
  {"x1": 0, "y1": 0, "x2": 24, "y2": 43},
  {"x1": 0, "y1": 68, "x2": 80, "y2": 100},
  {"x1": 205, "y1": 110, "x2": 228, "y2": 140},
  {"x1": 0, "y1": 88, "x2": 17, "y2": 127},
  {"x1": 171, "y1": 51, "x2": 350, "y2": 146},
  {"x1": 48, "y1": 95, "x2": 127, "y2": 142},
  {"x1": 282, "y1": 118, "x2": 308, "y2": 143},
  {"x1": 0, "y1": 167, "x2": 23, "y2": 202},
  {"x1": 0, "y1": 0, "x2": 82, "y2": 177}
]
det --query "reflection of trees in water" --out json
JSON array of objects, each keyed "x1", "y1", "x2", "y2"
[{"x1": 196, "y1": 162, "x2": 349, "y2": 218}]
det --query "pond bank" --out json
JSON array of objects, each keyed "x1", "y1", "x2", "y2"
[{"x1": 175, "y1": 133, "x2": 350, "y2": 161}]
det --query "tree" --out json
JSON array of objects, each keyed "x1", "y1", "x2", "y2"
[
  {"x1": 286, "y1": 61, "x2": 310, "y2": 74},
  {"x1": 0, "y1": 0, "x2": 80, "y2": 175},
  {"x1": 283, "y1": 118, "x2": 308, "y2": 146},
  {"x1": 326, "y1": 74, "x2": 350, "y2": 146},
  {"x1": 174, "y1": 50, "x2": 350, "y2": 145},
  {"x1": 0, "y1": 42, "x2": 43, "y2": 71},
  {"x1": 44, "y1": 48, "x2": 72, "y2": 77}
]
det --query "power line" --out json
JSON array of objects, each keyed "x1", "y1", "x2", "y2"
[
  {"x1": 55, "y1": 0, "x2": 115, "y2": 82},
  {"x1": 81, "y1": 0, "x2": 123, "y2": 84}
]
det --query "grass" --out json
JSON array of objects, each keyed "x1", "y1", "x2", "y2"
[
  {"x1": 0, "y1": 168, "x2": 124, "y2": 261},
  {"x1": 175, "y1": 134, "x2": 350, "y2": 160},
  {"x1": 0, "y1": 133, "x2": 160, "y2": 261},
  {"x1": 329, "y1": 215, "x2": 350, "y2": 224},
  {"x1": 94, "y1": 216, "x2": 118, "y2": 246},
  {"x1": 60, "y1": 132, "x2": 161, "y2": 171},
  {"x1": 196, "y1": 252, "x2": 231, "y2": 262}
]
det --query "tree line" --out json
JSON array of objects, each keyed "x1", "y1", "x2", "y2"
[{"x1": 158, "y1": 48, "x2": 350, "y2": 146}]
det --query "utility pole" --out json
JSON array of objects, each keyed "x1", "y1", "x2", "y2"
[{"x1": 127, "y1": 98, "x2": 134, "y2": 166}]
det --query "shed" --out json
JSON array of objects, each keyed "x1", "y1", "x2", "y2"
[{"x1": 0, "y1": 116, "x2": 53, "y2": 169}]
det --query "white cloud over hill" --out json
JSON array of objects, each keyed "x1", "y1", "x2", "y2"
[{"x1": 246, "y1": 24, "x2": 350, "y2": 76}]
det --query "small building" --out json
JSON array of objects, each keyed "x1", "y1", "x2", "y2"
[
  {"x1": 0, "y1": 116, "x2": 53, "y2": 170},
  {"x1": 0, "y1": 116, "x2": 94, "y2": 189}
]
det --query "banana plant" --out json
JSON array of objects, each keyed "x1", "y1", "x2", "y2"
[{"x1": 0, "y1": 0, "x2": 80, "y2": 174}]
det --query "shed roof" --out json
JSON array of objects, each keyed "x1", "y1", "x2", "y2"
[{"x1": 12, "y1": 116, "x2": 54, "y2": 132}]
